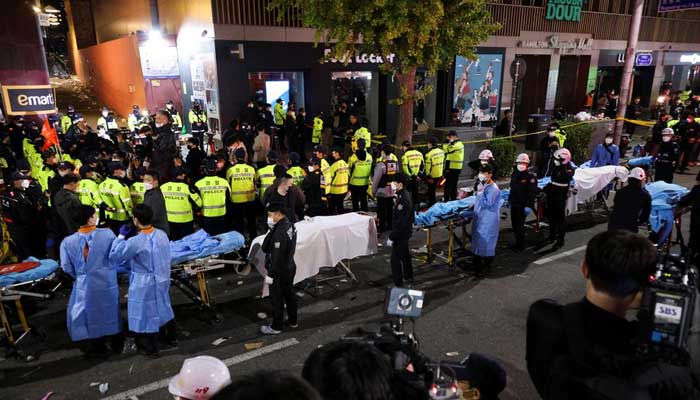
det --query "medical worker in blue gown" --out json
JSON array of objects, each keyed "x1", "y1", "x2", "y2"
[
  {"x1": 110, "y1": 204, "x2": 175, "y2": 357},
  {"x1": 472, "y1": 164, "x2": 501, "y2": 278},
  {"x1": 60, "y1": 205, "x2": 123, "y2": 356}
]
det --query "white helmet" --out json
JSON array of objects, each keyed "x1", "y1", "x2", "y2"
[
  {"x1": 169, "y1": 356, "x2": 231, "y2": 400},
  {"x1": 515, "y1": 153, "x2": 530, "y2": 164},
  {"x1": 629, "y1": 167, "x2": 646, "y2": 181},
  {"x1": 479, "y1": 149, "x2": 494, "y2": 161},
  {"x1": 661, "y1": 127, "x2": 674, "y2": 136},
  {"x1": 553, "y1": 148, "x2": 572, "y2": 164}
]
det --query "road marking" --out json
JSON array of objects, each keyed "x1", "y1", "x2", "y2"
[
  {"x1": 533, "y1": 245, "x2": 587, "y2": 265},
  {"x1": 102, "y1": 337, "x2": 300, "y2": 400}
]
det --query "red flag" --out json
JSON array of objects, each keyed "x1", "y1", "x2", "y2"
[{"x1": 41, "y1": 118, "x2": 59, "y2": 152}]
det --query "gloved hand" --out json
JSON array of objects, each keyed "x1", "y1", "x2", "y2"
[
  {"x1": 386, "y1": 239, "x2": 393, "y2": 247},
  {"x1": 265, "y1": 275, "x2": 274, "y2": 285},
  {"x1": 119, "y1": 224, "x2": 134, "y2": 238}
]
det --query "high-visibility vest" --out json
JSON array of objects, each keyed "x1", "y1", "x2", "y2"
[
  {"x1": 329, "y1": 159, "x2": 349, "y2": 195},
  {"x1": 96, "y1": 116, "x2": 119, "y2": 130},
  {"x1": 443, "y1": 140, "x2": 465, "y2": 170},
  {"x1": 401, "y1": 149, "x2": 424, "y2": 176},
  {"x1": 352, "y1": 127, "x2": 371, "y2": 151},
  {"x1": 169, "y1": 110, "x2": 183, "y2": 128},
  {"x1": 288, "y1": 166, "x2": 306, "y2": 186},
  {"x1": 99, "y1": 177, "x2": 133, "y2": 221},
  {"x1": 227, "y1": 163, "x2": 256, "y2": 203},
  {"x1": 348, "y1": 153, "x2": 373, "y2": 186},
  {"x1": 161, "y1": 181, "x2": 202, "y2": 223},
  {"x1": 35, "y1": 166, "x2": 55, "y2": 193},
  {"x1": 77, "y1": 178, "x2": 102, "y2": 211},
  {"x1": 23, "y1": 138, "x2": 37, "y2": 159},
  {"x1": 425, "y1": 148, "x2": 445, "y2": 179},
  {"x1": 188, "y1": 110, "x2": 207, "y2": 132},
  {"x1": 195, "y1": 176, "x2": 230, "y2": 218},
  {"x1": 60, "y1": 115, "x2": 73, "y2": 133},
  {"x1": 273, "y1": 103, "x2": 285, "y2": 126},
  {"x1": 312, "y1": 117, "x2": 323, "y2": 144},
  {"x1": 130, "y1": 182, "x2": 146, "y2": 206},
  {"x1": 256, "y1": 165, "x2": 276, "y2": 198},
  {"x1": 554, "y1": 129, "x2": 567, "y2": 148},
  {"x1": 321, "y1": 159, "x2": 331, "y2": 195}
]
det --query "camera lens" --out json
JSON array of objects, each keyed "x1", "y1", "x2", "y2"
[{"x1": 398, "y1": 294, "x2": 412, "y2": 310}]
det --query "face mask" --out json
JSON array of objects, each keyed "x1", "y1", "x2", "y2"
[
  {"x1": 548, "y1": 132, "x2": 555, "y2": 137},
  {"x1": 554, "y1": 159, "x2": 562, "y2": 166},
  {"x1": 59, "y1": 170, "x2": 69, "y2": 177},
  {"x1": 143, "y1": 161, "x2": 150, "y2": 168},
  {"x1": 390, "y1": 182, "x2": 398, "y2": 191},
  {"x1": 517, "y1": 164, "x2": 527, "y2": 172},
  {"x1": 308, "y1": 165, "x2": 315, "y2": 172},
  {"x1": 16, "y1": 123, "x2": 23, "y2": 127},
  {"x1": 480, "y1": 160, "x2": 488, "y2": 165},
  {"x1": 20, "y1": 180, "x2": 30, "y2": 189},
  {"x1": 662, "y1": 136, "x2": 672, "y2": 142},
  {"x1": 267, "y1": 217, "x2": 275, "y2": 229},
  {"x1": 102, "y1": 111, "x2": 108, "y2": 117},
  {"x1": 155, "y1": 122, "x2": 164, "y2": 128},
  {"x1": 604, "y1": 138, "x2": 613, "y2": 145},
  {"x1": 142, "y1": 182, "x2": 153, "y2": 191},
  {"x1": 477, "y1": 173, "x2": 486, "y2": 183},
  {"x1": 166, "y1": 105, "x2": 173, "y2": 110}
]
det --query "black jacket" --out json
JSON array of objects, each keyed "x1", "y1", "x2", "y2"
[
  {"x1": 509, "y1": 170, "x2": 538, "y2": 208},
  {"x1": 263, "y1": 189, "x2": 299, "y2": 223},
  {"x1": 608, "y1": 184, "x2": 651, "y2": 232},
  {"x1": 657, "y1": 141, "x2": 680, "y2": 163},
  {"x1": 185, "y1": 147, "x2": 206, "y2": 178},
  {"x1": 262, "y1": 217, "x2": 297, "y2": 278},
  {"x1": 301, "y1": 171, "x2": 325, "y2": 208},
  {"x1": 390, "y1": 189, "x2": 414, "y2": 241},
  {"x1": 144, "y1": 187, "x2": 170, "y2": 236},
  {"x1": 53, "y1": 188, "x2": 82, "y2": 234},
  {"x1": 679, "y1": 184, "x2": 700, "y2": 241},
  {"x1": 152, "y1": 125, "x2": 178, "y2": 170},
  {"x1": 1, "y1": 187, "x2": 34, "y2": 227}
]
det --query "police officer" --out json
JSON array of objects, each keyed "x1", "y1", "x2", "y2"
[
  {"x1": 443, "y1": 130, "x2": 465, "y2": 201},
  {"x1": 388, "y1": 173, "x2": 414, "y2": 287},
  {"x1": 312, "y1": 113, "x2": 324, "y2": 147},
  {"x1": 36, "y1": 150, "x2": 58, "y2": 194},
  {"x1": 96, "y1": 107, "x2": 119, "y2": 139},
  {"x1": 127, "y1": 105, "x2": 146, "y2": 134},
  {"x1": 61, "y1": 105, "x2": 77, "y2": 134},
  {"x1": 228, "y1": 148, "x2": 258, "y2": 240},
  {"x1": 165, "y1": 100, "x2": 183, "y2": 132},
  {"x1": 328, "y1": 147, "x2": 349, "y2": 215},
  {"x1": 509, "y1": 154, "x2": 538, "y2": 252},
  {"x1": 543, "y1": 148, "x2": 574, "y2": 249},
  {"x1": 351, "y1": 116, "x2": 371, "y2": 153},
  {"x1": 373, "y1": 145, "x2": 398, "y2": 232},
  {"x1": 301, "y1": 157, "x2": 327, "y2": 217},
  {"x1": 401, "y1": 141, "x2": 424, "y2": 209},
  {"x1": 196, "y1": 159, "x2": 231, "y2": 235},
  {"x1": 256, "y1": 151, "x2": 278, "y2": 199},
  {"x1": 287, "y1": 152, "x2": 306, "y2": 186},
  {"x1": 313, "y1": 145, "x2": 331, "y2": 199},
  {"x1": 655, "y1": 128, "x2": 679, "y2": 183},
  {"x1": 273, "y1": 99, "x2": 286, "y2": 128},
  {"x1": 424, "y1": 136, "x2": 445, "y2": 206},
  {"x1": 99, "y1": 162, "x2": 133, "y2": 234},
  {"x1": 189, "y1": 101, "x2": 208, "y2": 150},
  {"x1": 161, "y1": 167, "x2": 203, "y2": 240},
  {"x1": 348, "y1": 139, "x2": 373, "y2": 212},
  {"x1": 538, "y1": 124, "x2": 562, "y2": 178},
  {"x1": 2, "y1": 171, "x2": 40, "y2": 259}
]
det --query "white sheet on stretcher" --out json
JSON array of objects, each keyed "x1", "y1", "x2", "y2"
[
  {"x1": 566, "y1": 165, "x2": 629, "y2": 215},
  {"x1": 248, "y1": 213, "x2": 378, "y2": 297}
]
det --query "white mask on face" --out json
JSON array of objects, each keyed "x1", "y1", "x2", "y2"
[
  {"x1": 20, "y1": 179, "x2": 30, "y2": 189},
  {"x1": 143, "y1": 161, "x2": 150, "y2": 168},
  {"x1": 267, "y1": 217, "x2": 275, "y2": 229},
  {"x1": 59, "y1": 170, "x2": 69, "y2": 177},
  {"x1": 604, "y1": 138, "x2": 613, "y2": 145},
  {"x1": 166, "y1": 104, "x2": 173, "y2": 110},
  {"x1": 548, "y1": 131, "x2": 556, "y2": 137},
  {"x1": 554, "y1": 159, "x2": 562, "y2": 166},
  {"x1": 307, "y1": 165, "x2": 315, "y2": 172},
  {"x1": 477, "y1": 173, "x2": 486, "y2": 182},
  {"x1": 143, "y1": 182, "x2": 153, "y2": 191},
  {"x1": 102, "y1": 111, "x2": 109, "y2": 117},
  {"x1": 662, "y1": 136, "x2": 672, "y2": 142},
  {"x1": 390, "y1": 182, "x2": 398, "y2": 191},
  {"x1": 155, "y1": 122, "x2": 164, "y2": 128},
  {"x1": 517, "y1": 164, "x2": 527, "y2": 172},
  {"x1": 480, "y1": 160, "x2": 488, "y2": 165}
]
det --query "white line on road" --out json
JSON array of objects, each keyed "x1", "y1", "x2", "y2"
[
  {"x1": 102, "y1": 337, "x2": 300, "y2": 400},
  {"x1": 533, "y1": 245, "x2": 587, "y2": 265}
]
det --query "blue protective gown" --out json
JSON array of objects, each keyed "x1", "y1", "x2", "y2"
[
  {"x1": 109, "y1": 228, "x2": 174, "y2": 333},
  {"x1": 590, "y1": 143, "x2": 620, "y2": 168},
  {"x1": 472, "y1": 182, "x2": 501, "y2": 257},
  {"x1": 60, "y1": 227, "x2": 121, "y2": 341}
]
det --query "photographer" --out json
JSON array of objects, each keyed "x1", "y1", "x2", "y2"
[{"x1": 526, "y1": 230, "x2": 699, "y2": 399}]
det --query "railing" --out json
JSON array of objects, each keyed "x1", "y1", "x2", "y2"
[{"x1": 212, "y1": 0, "x2": 303, "y2": 27}]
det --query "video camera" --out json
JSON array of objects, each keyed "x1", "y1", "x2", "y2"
[{"x1": 637, "y1": 252, "x2": 698, "y2": 365}]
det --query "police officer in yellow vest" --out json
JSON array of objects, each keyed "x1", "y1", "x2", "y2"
[
  {"x1": 424, "y1": 136, "x2": 445, "y2": 206},
  {"x1": 352, "y1": 122, "x2": 372, "y2": 153},
  {"x1": 228, "y1": 148, "x2": 258, "y2": 240},
  {"x1": 35, "y1": 150, "x2": 58, "y2": 194},
  {"x1": 312, "y1": 114, "x2": 324, "y2": 145},
  {"x1": 161, "y1": 167, "x2": 203, "y2": 240},
  {"x1": 196, "y1": 158, "x2": 231, "y2": 236},
  {"x1": 188, "y1": 102, "x2": 208, "y2": 151},
  {"x1": 273, "y1": 99, "x2": 286, "y2": 127},
  {"x1": 313, "y1": 145, "x2": 332, "y2": 197},
  {"x1": 256, "y1": 150, "x2": 278, "y2": 199},
  {"x1": 287, "y1": 152, "x2": 306, "y2": 186},
  {"x1": 77, "y1": 166, "x2": 102, "y2": 213},
  {"x1": 328, "y1": 147, "x2": 349, "y2": 215},
  {"x1": 401, "y1": 141, "x2": 424, "y2": 209},
  {"x1": 60, "y1": 105, "x2": 77, "y2": 134},
  {"x1": 96, "y1": 107, "x2": 120, "y2": 139},
  {"x1": 443, "y1": 130, "x2": 465, "y2": 201},
  {"x1": 99, "y1": 163, "x2": 133, "y2": 234},
  {"x1": 165, "y1": 100, "x2": 183, "y2": 132},
  {"x1": 130, "y1": 180, "x2": 146, "y2": 206},
  {"x1": 348, "y1": 139, "x2": 373, "y2": 212}
]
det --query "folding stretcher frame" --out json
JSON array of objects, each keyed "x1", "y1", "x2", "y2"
[
  {"x1": 0, "y1": 278, "x2": 60, "y2": 345},
  {"x1": 412, "y1": 217, "x2": 472, "y2": 269}
]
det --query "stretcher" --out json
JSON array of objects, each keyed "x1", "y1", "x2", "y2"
[
  {"x1": 0, "y1": 258, "x2": 60, "y2": 347},
  {"x1": 645, "y1": 181, "x2": 690, "y2": 246},
  {"x1": 169, "y1": 230, "x2": 249, "y2": 318}
]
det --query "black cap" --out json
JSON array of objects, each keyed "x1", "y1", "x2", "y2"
[
  {"x1": 108, "y1": 162, "x2": 125, "y2": 173},
  {"x1": 172, "y1": 167, "x2": 186, "y2": 177},
  {"x1": 234, "y1": 148, "x2": 246, "y2": 161},
  {"x1": 79, "y1": 165, "x2": 94, "y2": 177},
  {"x1": 289, "y1": 152, "x2": 300, "y2": 163},
  {"x1": 166, "y1": 99, "x2": 174, "y2": 104},
  {"x1": 8, "y1": 171, "x2": 30, "y2": 181},
  {"x1": 273, "y1": 165, "x2": 288, "y2": 178},
  {"x1": 313, "y1": 145, "x2": 327, "y2": 154},
  {"x1": 204, "y1": 158, "x2": 217, "y2": 172},
  {"x1": 267, "y1": 150, "x2": 279, "y2": 162},
  {"x1": 428, "y1": 136, "x2": 438, "y2": 145},
  {"x1": 15, "y1": 159, "x2": 30, "y2": 172},
  {"x1": 394, "y1": 172, "x2": 409, "y2": 185},
  {"x1": 42, "y1": 150, "x2": 56, "y2": 159},
  {"x1": 402, "y1": 140, "x2": 411, "y2": 148},
  {"x1": 309, "y1": 157, "x2": 321, "y2": 166},
  {"x1": 58, "y1": 161, "x2": 74, "y2": 171},
  {"x1": 447, "y1": 130, "x2": 458, "y2": 137},
  {"x1": 0, "y1": 131, "x2": 8, "y2": 140},
  {"x1": 331, "y1": 146, "x2": 343, "y2": 155}
]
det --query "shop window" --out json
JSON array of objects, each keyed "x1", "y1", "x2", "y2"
[
  {"x1": 331, "y1": 71, "x2": 377, "y2": 132},
  {"x1": 248, "y1": 72, "x2": 305, "y2": 111}
]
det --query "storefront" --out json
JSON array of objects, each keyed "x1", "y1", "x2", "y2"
[
  {"x1": 597, "y1": 50, "x2": 657, "y2": 107},
  {"x1": 661, "y1": 52, "x2": 700, "y2": 93}
]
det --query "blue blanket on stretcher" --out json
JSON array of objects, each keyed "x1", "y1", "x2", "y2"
[
  {"x1": 170, "y1": 230, "x2": 246, "y2": 265},
  {"x1": 0, "y1": 257, "x2": 59, "y2": 287},
  {"x1": 645, "y1": 182, "x2": 690, "y2": 245},
  {"x1": 628, "y1": 156, "x2": 655, "y2": 168}
]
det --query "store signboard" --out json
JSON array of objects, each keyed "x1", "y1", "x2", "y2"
[
  {"x1": 636, "y1": 53, "x2": 653, "y2": 66},
  {"x1": 518, "y1": 35, "x2": 593, "y2": 53},
  {"x1": 680, "y1": 53, "x2": 700, "y2": 64},
  {"x1": 323, "y1": 49, "x2": 396, "y2": 64},
  {"x1": 139, "y1": 46, "x2": 179, "y2": 78},
  {"x1": 452, "y1": 53, "x2": 503, "y2": 124},
  {"x1": 1, "y1": 85, "x2": 57, "y2": 115},
  {"x1": 659, "y1": 0, "x2": 700, "y2": 12},
  {"x1": 546, "y1": 0, "x2": 583, "y2": 21}
]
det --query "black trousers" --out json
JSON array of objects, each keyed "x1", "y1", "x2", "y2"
[
  {"x1": 8, "y1": 226, "x2": 36, "y2": 261},
  {"x1": 200, "y1": 215, "x2": 228, "y2": 236},
  {"x1": 76, "y1": 332, "x2": 125, "y2": 356},
  {"x1": 169, "y1": 222, "x2": 194, "y2": 241},
  {"x1": 407, "y1": 178, "x2": 420, "y2": 210},
  {"x1": 231, "y1": 201, "x2": 258, "y2": 241},
  {"x1": 546, "y1": 196, "x2": 567, "y2": 242},
  {"x1": 328, "y1": 193, "x2": 346, "y2": 215},
  {"x1": 270, "y1": 270, "x2": 297, "y2": 331},
  {"x1": 350, "y1": 185, "x2": 368, "y2": 212},
  {"x1": 192, "y1": 130, "x2": 205, "y2": 151},
  {"x1": 390, "y1": 239, "x2": 413, "y2": 286},
  {"x1": 510, "y1": 206, "x2": 527, "y2": 247},
  {"x1": 473, "y1": 255, "x2": 493, "y2": 274},
  {"x1": 444, "y1": 169, "x2": 461, "y2": 202},
  {"x1": 133, "y1": 319, "x2": 177, "y2": 355},
  {"x1": 377, "y1": 197, "x2": 394, "y2": 232},
  {"x1": 426, "y1": 179, "x2": 438, "y2": 206}
]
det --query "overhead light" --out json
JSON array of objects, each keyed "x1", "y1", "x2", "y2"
[
  {"x1": 32, "y1": 5, "x2": 41, "y2": 13},
  {"x1": 149, "y1": 29, "x2": 162, "y2": 40},
  {"x1": 44, "y1": 5, "x2": 60, "y2": 13}
]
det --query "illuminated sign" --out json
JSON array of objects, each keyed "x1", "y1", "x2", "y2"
[
  {"x1": 1, "y1": 85, "x2": 57, "y2": 115},
  {"x1": 680, "y1": 54, "x2": 700, "y2": 64},
  {"x1": 323, "y1": 49, "x2": 396, "y2": 64},
  {"x1": 518, "y1": 35, "x2": 593, "y2": 53},
  {"x1": 546, "y1": 0, "x2": 583, "y2": 22}
]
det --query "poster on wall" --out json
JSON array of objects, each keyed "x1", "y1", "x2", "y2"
[
  {"x1": 189, "y1": 53, "x2": 219, "y2": 119},
  {"x1": 453, "y1": 53, "x2": 503, "y2": 124},
  {"x1": 139, "y1": 46, "x2": 179, "y2": 78}
]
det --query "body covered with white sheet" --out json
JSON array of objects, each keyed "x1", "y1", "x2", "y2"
[{"x1": 472, "y1": 182, "x2": 501, "y2": 257}]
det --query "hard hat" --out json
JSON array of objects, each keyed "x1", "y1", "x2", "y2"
[
  {"x1": 629, "y1": 167, "x2": 646, "y2": 181},
  {"x1": 168, "y1": 356, "x2": 231, "y2": 400},
  {"x1": 662, "y1": 127, "x2": 674, "y2": 136},
  {"x1": 479, "y1": 149, "x2": 494, "y2": 161},
  {"x1": 515, "y1": 153, "x2": 530, "y2": 164},
  {"x1": 553, "y1": 148, "x2": 572, "y2": 164}
]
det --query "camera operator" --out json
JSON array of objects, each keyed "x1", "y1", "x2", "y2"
[{"x1": 526, "y1": 230, "x2": 699, "y2": 400}]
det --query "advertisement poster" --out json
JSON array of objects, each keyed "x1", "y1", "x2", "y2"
[
  {"x1": 659, "y1": 0, "x2": 700, "y2": 12},
  {"x1": 453, "y1": 53, "x2": 503, "y2": 124},
  {"x1": 139, "y1": 46, "x2": 179, "y2": 78}
]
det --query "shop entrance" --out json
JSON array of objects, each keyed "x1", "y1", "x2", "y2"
[
  {"x1": 248, "y1": 72, "x2": 305, "y2": 110},
  {"x1": 331, "y1": 71, "x2": 378, "y2": 133},
  {"x1": 513, "y1": 55, "x2": 550, "y2": 127},
  {"x1": 598, "y1": 66, "x2": 655, "y2": 107},
  {"x1": 555, "y1": 55, "x2": 591, "y2": 114}
]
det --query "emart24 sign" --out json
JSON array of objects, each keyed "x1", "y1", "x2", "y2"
[
  {"x1": 1, "y1": 85, "x2": 57, "y2": 115},
  {"x1": 546, "y1": 0, "x2": 582, "y2": 22}
]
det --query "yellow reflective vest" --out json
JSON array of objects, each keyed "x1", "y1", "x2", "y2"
[
  {"x1": 161, "y1": 181, "x2": 203, "y2": 223},
  {"x1": 401, "y1": 149, "x2": 424, "y2": 176},
  {"x1": 227, "y1": 163, "x2": 256, "y2": 203},
  {"x1": 321, "y1": 159, "x2": 331, "y2": 195},
  {"x1": 195, "y1": 176, "x2": 230, "y2": 218},
  {"x1": 130, "y1": 182, "x2": 146, "y2": 206},
  {"x1": 329, "y1": 159, "x2": 349, "y2": 195},
  {"x1": 99, "y1": 177, "x2": 133, "y2": 221},
  {"x1": 256, "y1": 164, "x2": 276, "y2": 198},
  {"x1": 288, "y1": 166, "x2": 306, "y2": 186},
  {"x1": 169, "y1": 110, "x2": 183, "y2": 129},
  {"x1": 77, "y1": 178, "x2": 102, "y2": 211},
  {"x1": 34, "y1": 166, "x2": 56, "y2": 193},
  {"x1": 312, "y1": 117, "x2": 323, "y2": 144},
  {"x1": 60, "y1": 115, "x2": 73, "y2": 134},
  {"x1": 273, "y1": 103, "x2": 285, "y2": 126},
  {"x1": 443, "y1": 140, "x2": 465, "y2": 170},
  {"x1": 352, "y1": 127, "x2": 371, "y2": 151},
  {"x1": 425, "y1": 148, "x2": 445, "y2": 179},
  {"x1": 348, "y1": 153, "x2": 373, "y2": 187}
]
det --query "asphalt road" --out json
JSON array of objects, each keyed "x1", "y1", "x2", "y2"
[{"x1": 1, "y1": 169, "x2": 696, "y2": 400}]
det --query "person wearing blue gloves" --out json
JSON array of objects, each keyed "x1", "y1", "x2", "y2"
[
  {"x1": 60, "y1": 205, "x2": 123, "y2": 357},
  {"x1": 471, "y1": 164, "x2": 501, "y2": 278},
  {"x1": 110, "y1": 204, "x2": 175, "y2": 357}
]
